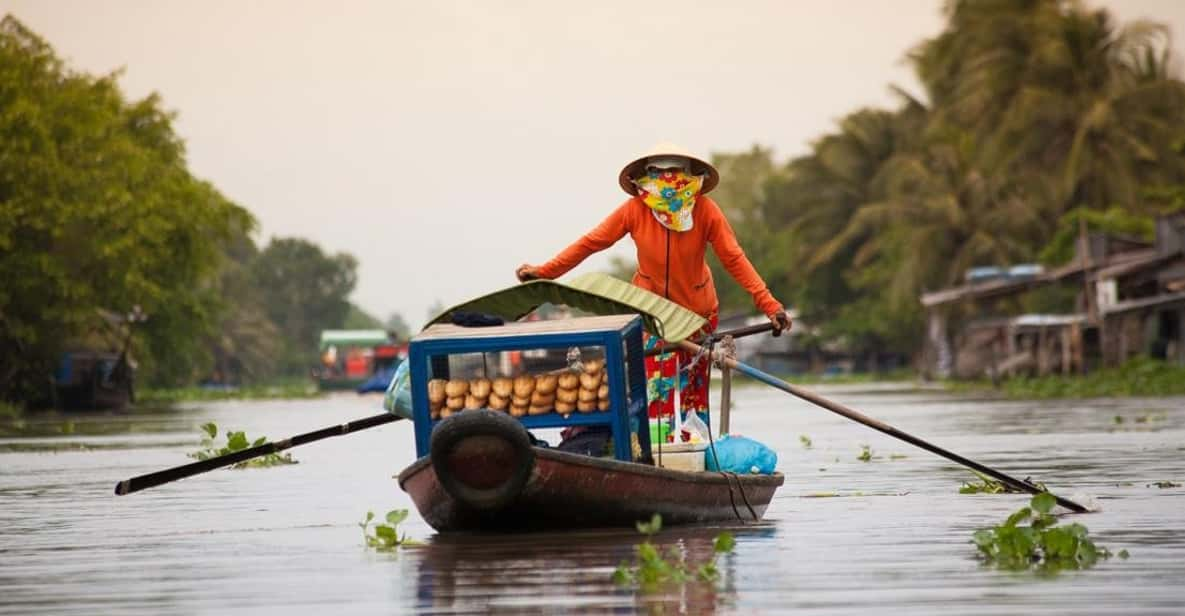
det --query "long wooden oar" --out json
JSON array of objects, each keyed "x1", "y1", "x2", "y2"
[
  {"x1": 678, "y1": 338, "x2": 1091, "y2": 513},
  {"x1": 115, "y1": 413, "x2": 400, "y2": 495}
]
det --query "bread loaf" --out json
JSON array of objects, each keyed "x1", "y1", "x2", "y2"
[
  {"x1": 469, "y1": 378, "x2": 491, "y2": 398},
  {"x1": 445, "y1": 380, "x2": 469, "y2": 398},
  {"x1": 427, "y1": 379, "x2": 447, "y2": 404},
  {"x1": 535, "y1": 374, "x2": 559, "y2": 394},
  {"x1": 513, "y1": 375, "x2": 535, "y2": 397},
  {"x1": 492, "y1": 377, "x2": 513, "y2": 398},
  {"x1": 557, "y1": 373, "x2": 579, "y2": 390}
]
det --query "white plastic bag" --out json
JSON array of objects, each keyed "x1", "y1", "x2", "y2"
[{"x1": 680, "y1": 410, "x2": 710, "y2": 443}]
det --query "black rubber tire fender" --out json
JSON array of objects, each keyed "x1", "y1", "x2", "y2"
[{"x1": 429, "y1": 410, "x2": 535, "y2": 510}]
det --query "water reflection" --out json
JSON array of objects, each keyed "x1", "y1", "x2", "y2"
[{"x1": 406, "y1": 525, "x2": 775, "y2": 614}]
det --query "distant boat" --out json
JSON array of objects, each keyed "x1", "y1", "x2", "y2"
[
  {"x1": 53, "y1": 307, "x2": 143, "y2": 411},
  {"x1": 356, "y1": 364, "x2": 396, "y2": 394},
  {"x1": 314, "y1": 329, "x2": 404, "y2": 391},
  {"x1": 54, "y1": 350, "x2": 135, "y2": 411}
]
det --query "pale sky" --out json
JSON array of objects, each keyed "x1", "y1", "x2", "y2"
[{"x1": 8, "y1": 0, "x2": 1185, "y2": 326}]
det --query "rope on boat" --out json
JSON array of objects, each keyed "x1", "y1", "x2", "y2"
[{"x1": 700, "y1": 337, "x2": 759, "y2": 523}]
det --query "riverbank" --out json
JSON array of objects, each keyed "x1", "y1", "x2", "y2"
[
  {"x1": 946, "y1": 358, "x2": 1185, "y2": 399},
  {"x1": 136, "y1": 379, "x2": 324, "y2": 404},
  {"x1": 726, "y1": 358, "x2": 1185, "y2": 400}
]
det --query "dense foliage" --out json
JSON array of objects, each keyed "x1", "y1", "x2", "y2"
[
  {"x1": 0, "y1": 16, "x2": 385, "y2": 406},
  {"x1": 708, "y1": 1, "x2": 1185, "y2": 357},
  {"x1": 952, "y1": 356, "x2": 1185, "y2": 398},
  {"x1": 0, "y1": 15, "x2": 250, "y2": 401}
]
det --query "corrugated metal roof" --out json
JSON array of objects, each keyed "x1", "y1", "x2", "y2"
[{"x1": 319, "y1": 329, "x2": 390, "y2": 350}]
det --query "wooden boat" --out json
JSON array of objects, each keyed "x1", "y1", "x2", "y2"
[
  {"x1": 314, "y1": 329, "x2": 400, "y2": 391},
  {"x1": 395, "y1": 274, "x2": 783, "y2": 533},
  {"x1": 53, "y1": 308, "x2": 142, "y2": 411},
  {"x1": 398, "y1": 412, "x2": 783, "y2": 532},
  {"x1": 53, "y1": 350, "x2": 134, "y2": 411}
]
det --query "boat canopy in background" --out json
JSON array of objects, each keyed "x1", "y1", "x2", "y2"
[
  {"x1": 318, "y1": 329, "x2": 390, "y2": 351},
  {"x1": 424, "y1": 273, "x2": 708, "y2": 343}
]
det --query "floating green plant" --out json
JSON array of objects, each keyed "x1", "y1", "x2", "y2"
[
  {"x1": 188, "y1": 422, "x2": 297, "y2": 468},
  {"x1": 799, "y1": 435, "x2": 813, "y2": 449},
  {"x1": 960, "y1": 470, "x2": 1045, "y2": 494},
  {"x1": 972, "y1": 493, "x2": 1124, "y2": 572},
  {"x1": 360, "y1": 509, "x2": 415, "y2": 550},
  {"x1": 857, "y1": 445, "x2": 872, "y2": 462},
  {"x1": 612, "y1": 514, "x2": 735, "y2": 591}
]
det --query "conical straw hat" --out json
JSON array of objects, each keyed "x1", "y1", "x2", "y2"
[{"x1": 618, "y1": 142, "x2": 719, "y2": 196}]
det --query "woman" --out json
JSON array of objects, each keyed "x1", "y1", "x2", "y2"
[{"x1": 516, "y1": 143, "x2": 791, "y2": 432}]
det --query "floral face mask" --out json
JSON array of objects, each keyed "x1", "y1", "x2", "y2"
[{"x1": 633, "y1": 169, "x2": 704, "y2": 232}]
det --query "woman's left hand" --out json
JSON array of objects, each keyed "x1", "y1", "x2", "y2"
[{"x1": 768, "y1": 311, "x2": 792, "y2": 336}]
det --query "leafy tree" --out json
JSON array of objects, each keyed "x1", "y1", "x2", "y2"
[
  {"x1": 384, "y1": 312, "x2": 411, "y2": 341},
  {"x1": 706, "y1": 146, "x2": 784, "y2": 315},
  {"x1": 0, "y1": 15, "x2": 250, "y2": 401},
  {"x1": 709, "y1": 1, "x2": 1185, "y2": 361},
  {"x1": 912, "y1": 0, "x2": 1185, "y2": 215},
  {"x1": 250, "y1": 237, "x2": 358, "y2": 374},
  {"x1": 205, "y1": 220, "x2": 280, "y2": 384},
  {"x1": 343, "y1": 303, "x2": 383, "y2": 329}
]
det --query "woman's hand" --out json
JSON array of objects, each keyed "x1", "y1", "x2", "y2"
[
  {"x1": 516, "y1": 264, "x2": 541, "y2": 282},
  {"x1": 768, "y1": 311, "x2": 792, "y2": 336}
]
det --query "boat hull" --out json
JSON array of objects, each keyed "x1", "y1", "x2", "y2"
[{"x1": 398, "y1": 446, "x2": 784, "y2": 533}]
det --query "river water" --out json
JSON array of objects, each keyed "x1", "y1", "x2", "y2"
[{"x1": 1, "y1": 384, "x2": 1183, "y2": 615}]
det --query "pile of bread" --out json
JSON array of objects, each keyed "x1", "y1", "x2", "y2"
[{"x1": 427, "y1": 359, "x2": 610, "y2": 419}]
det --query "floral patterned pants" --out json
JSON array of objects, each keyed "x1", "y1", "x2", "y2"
[{"x1": 645, "y1": 314, "x2": 718, "y2": 424}]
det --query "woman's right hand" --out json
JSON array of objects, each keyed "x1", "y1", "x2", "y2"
[{"x1": 516, "y1": 264, "x2": 541, "y2": 282}]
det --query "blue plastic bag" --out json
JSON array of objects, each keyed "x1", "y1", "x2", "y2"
[
  {"x1": 382, "y1": 359, "x2": 413, "y2": 419},
  {"x1": 704, "y1": 435, "x2": 778, "y2": 475}
]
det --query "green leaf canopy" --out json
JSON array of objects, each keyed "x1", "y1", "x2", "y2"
[{"x1": 424, "y1": 273, "x2": 707, "y2": 343}]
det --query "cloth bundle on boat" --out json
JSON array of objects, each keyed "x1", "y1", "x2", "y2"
[
  {"x1": 382, "y1": 360, "x2": 413, "y2": 418},
  {"x1": 704, "y1": 434, "x2": 778, "y2": 475}
]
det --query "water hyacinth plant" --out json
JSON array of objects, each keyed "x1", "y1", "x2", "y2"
[
  {"x1": 612, "y1": 514, "x2": 736, "y2": 591},
  {"x1": 972, "y1": 493, "x2": 1127, "y2": 572},
  {"x1": 188, "y1": 422, "x2": 297, "y2": 468},
  {"x1": 360, "y1": 509, "x2": 415, "y2": 550},
  {"x1": 960, "y1": 470, "x2": 1046, "y2": 494}
]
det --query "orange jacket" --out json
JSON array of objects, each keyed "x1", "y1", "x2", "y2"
[{"x1": 535, "y1": 196, "x2": 783, "y2": 319}]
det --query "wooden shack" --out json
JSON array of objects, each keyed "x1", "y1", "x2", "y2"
[
  {"x1": 1096, "y1": 215, "x2": 1185, "y2": 365},
  {"x1": 920, "y1": 214, "x2": 1185, "y2": 378}
]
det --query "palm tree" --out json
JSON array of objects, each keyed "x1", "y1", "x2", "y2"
[{"x1": 912, "y1": 0, "x2": 1185, "y2": 215}]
